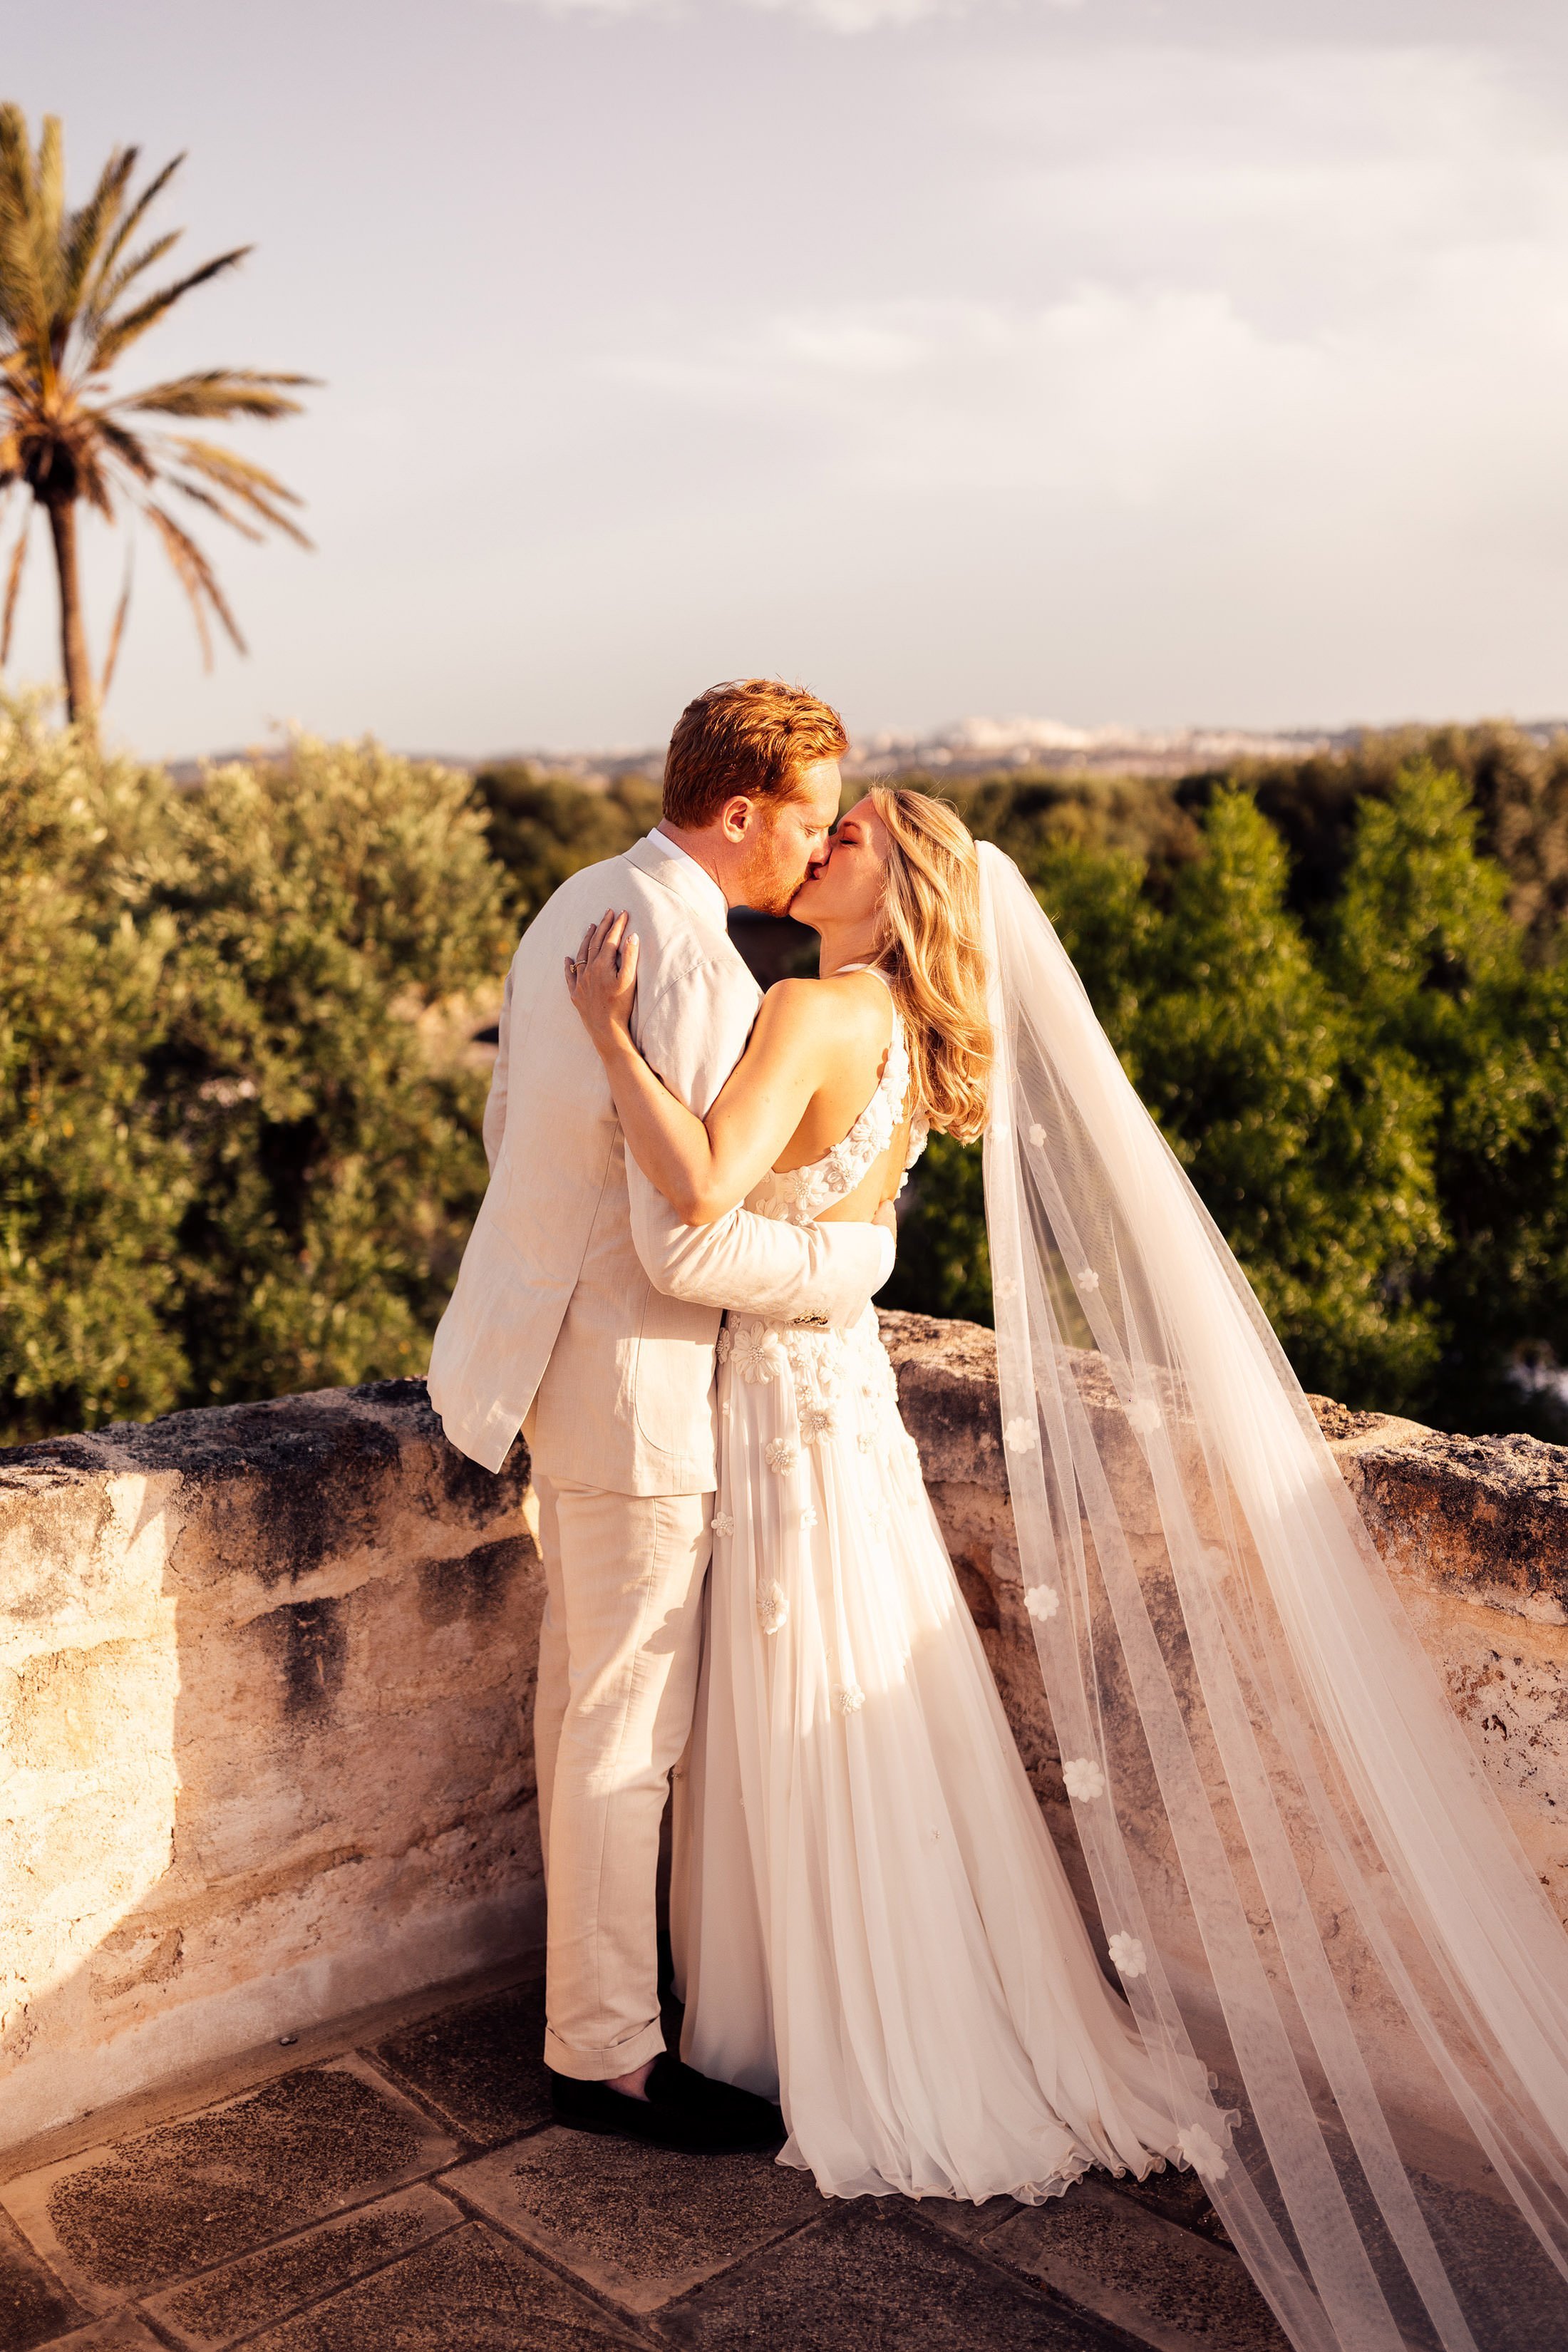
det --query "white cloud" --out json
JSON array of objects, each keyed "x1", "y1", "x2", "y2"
[
  {"x1": 599, "y1": 243, "x2": 1568, "y2": 545},
  {"x1": 589, "y1": 31, "x2": 1568, "y2": 537}
]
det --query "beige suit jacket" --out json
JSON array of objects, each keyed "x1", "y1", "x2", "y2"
[{"x1": 427, "y1": 836, "x2": 894, "y2": 1492}]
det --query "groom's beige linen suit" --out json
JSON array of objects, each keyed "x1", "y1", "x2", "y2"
[{"x1": 428, "y1": 832, "x2": 892, "y2": 2080}]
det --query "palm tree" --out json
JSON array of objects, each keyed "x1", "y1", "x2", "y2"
[{"x1": 0, "y1": 105, "x2": 313, "y2": 738}]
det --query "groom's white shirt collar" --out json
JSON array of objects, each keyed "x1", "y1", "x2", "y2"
[{"x1": 640, "y1": 827, "x2": 729, "y2": 929}]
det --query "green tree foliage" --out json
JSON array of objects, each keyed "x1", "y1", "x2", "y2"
[
  {"x1": 0, "y1": 711, "x2": 507, "y2": 1440},
  {"x1": 150, "y1": 737, "x2": 510, "y2": 1403},
  {"x1": 1323, "y1": 767, "x2": 1568, "y2": 1429},
  {"x1": 892, "y1": 748, "x2": 1568, "y2": 1435},
  {"x1": 474, "y1": 764, "x2": 661, "y2": 927},
  {"x1": 1135, "y1": 790, "x2": 1443, "y2": 1405},
  {"x1": 1195, "y1": 723, "x2": 1568, "y2": 958},
  {"x1": 881, "y1": 1130, "x2": 991, "y2": 1326},
  {"x1": 0, "y1": 704, "x2": 187, "y2": 1435}
]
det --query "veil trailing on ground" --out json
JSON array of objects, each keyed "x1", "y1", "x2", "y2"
[{"x1": 976, "y1": 841, "x2": 1568, "y2": 2352}]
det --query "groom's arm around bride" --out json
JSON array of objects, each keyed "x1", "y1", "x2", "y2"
[{"x1": 427, "y1": 679, "x2": 887, "y2": 2144}]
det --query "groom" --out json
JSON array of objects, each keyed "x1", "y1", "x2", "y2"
[{"x1": 428, "y1": 679, "x2": 894, "y2": 2152}]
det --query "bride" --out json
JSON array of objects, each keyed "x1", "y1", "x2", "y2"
[{"x1": 569, "y1": 788, "x2": 1568, "y2": 2348}]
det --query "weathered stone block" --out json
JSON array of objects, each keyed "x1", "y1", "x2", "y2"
[{"x1": 0, "y1": 1383, "x2": 543, "y2": 2155}]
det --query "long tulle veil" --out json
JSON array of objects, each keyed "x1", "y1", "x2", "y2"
[{"x1": 976, "y1": 840, "x2": 1568, "y2": 2351}]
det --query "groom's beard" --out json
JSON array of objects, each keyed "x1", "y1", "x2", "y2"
[{"x1": 736, "y1": 830, "x2": 810, "y2": 919}]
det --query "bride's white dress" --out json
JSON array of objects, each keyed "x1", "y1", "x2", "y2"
[{"x1": 676, "y1": 984, "x2": 1194, "y2": 2204}]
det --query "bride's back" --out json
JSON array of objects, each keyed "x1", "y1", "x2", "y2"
[{"x1": 764, "y1": 969, "x2": 916, "y2": 1224}]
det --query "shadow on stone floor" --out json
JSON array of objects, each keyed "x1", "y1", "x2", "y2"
[{"x1": 0, "y1": 1969, "x2": 1284, "y2": 2352}]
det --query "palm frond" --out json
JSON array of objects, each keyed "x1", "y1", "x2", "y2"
[
  {"x1": 91, "y1": 246, "x2": 252, "y2": 371},
  {"x1": 83, "y1": 150, "x2": 181, "y2": 309},
  {"x1": 113, "y1": 368, "x2": 315, "y2": 421},
  {"x1": 95, "y1": 414, "x2": 156, "y2": 482},
  {"x1": 167, "y1": 475, "x2": 263, "y2": 542},
  {"x1": 1, "y1": 513, "x2": 28, "y2": 664},
  {"x1": 59, "y1": 145, "x2": 136, "y2": 321},
  {"x1": 88, "y1": 228, "x2": 180, "y2": 327},
  {"x1": 0, "y1": 105, "x2": 48, "y2": 344},
  {"x1": 99, "y1": 542, "x2": 133, "y2": 700},
  {"x1": 144, "y1": 497, "x2": 247, "y2": 664},
  {"x1": 34, "y1": 115, "x2": 65, "y2": 316},
  {"x1": 76, "y1": 444, "x2": 118, "y2": 519},
  {"x1": 163, "y1": 435, "x2": 312, "y2": 545}
]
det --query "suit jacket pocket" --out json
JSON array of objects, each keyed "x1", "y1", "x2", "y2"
[{"x1": 632, "y1": 1281, "x2": 722, "y2": 1470}]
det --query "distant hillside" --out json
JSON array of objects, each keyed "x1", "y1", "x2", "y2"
[{"x1": 171, "y1": 716, "x2": 1568, "y2": 793}]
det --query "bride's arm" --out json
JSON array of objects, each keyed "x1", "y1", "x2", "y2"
[{"x1": 567, "y1": 909, "x2": 828, "y2": 1224}]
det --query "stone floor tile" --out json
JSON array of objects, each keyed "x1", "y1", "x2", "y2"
[
  {"x1": 445, "y1": 2126, "x2": 822, "y2": 2314},
  {"x1": 140, "y1": 2182, "x2": 460, "y2": 2351},
  {"x1": 656, "y1": 2202, "x2": 1130, "y2": 2351},
  {"x1": 370, "y1": 1974, "x2": 553, "y2": 2145},
  {"x1": 1408, "y1": 2165, "x2": 1568, "y2": 2352},
  {"x1": 986, "y1": 2180, "x2": 1289, "y2": 2352},
  {"x1": 33, "y1": 2321, "x2": 163, "y2": 2349},
  {"x1": 238, "y1": 2219, "x2": 637, "y2": 2351},
  {"x1": 0, "y1": 2056, "x2": 459, "y2": 2312},
  {"x1": 0, "y1": 2200, "x2": 83, "y2": 2352}
]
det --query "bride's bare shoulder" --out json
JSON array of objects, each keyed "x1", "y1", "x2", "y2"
[
  {"x1": 749, "y1": 976, "x2": 892, "y2": 1105},
  {"x1": 756, "y1": 972, "x2": 889, "y2": 1043}
]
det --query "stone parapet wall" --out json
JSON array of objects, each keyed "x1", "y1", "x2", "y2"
[
  {"x1": 4, "y1": 1314, "x2": 1568, "y2": 2157},
  {"x1": 0, "y1": 1382, "x2": 544, "y2": 2154}
]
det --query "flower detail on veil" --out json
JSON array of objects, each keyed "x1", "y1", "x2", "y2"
[
  {"x1": 1126, "y1": 1393, "x2": 1162, "y2": 1435},
  {"x1": 836, "y1": 1683, "x2": 866, "y2": 1715},
  {"x1": 1024, "y1": 1584, "x2": 1061, "y2": 1622},
  {"x1": 1108, "y1": 1931, "x2": 1147, "y2": 1979},
  {"x1": 1004, "y1": 1417, "x2": 1036, "y2": 1453},
  {"x1": 1062, "y1": 1758, "x2": 1105, "y2": 1801},
  {"x1": 765, "y1": 1438, "x2": 799, "y2": 1475},
  {"x1": 1177, "y1": 2123, "x2": 1229, "y2": 2182},
  {"x1": 711, "y1": 1510, "x2": 736, "y2": 1538}
]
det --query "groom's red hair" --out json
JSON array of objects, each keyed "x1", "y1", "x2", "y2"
[{"x1": 662, "y1": 678, "x2": 849, "y2": 829}]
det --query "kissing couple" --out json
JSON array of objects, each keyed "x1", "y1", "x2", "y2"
[{"x1": 431, "y1": 679, "x2": 1568, "y2": 2351}]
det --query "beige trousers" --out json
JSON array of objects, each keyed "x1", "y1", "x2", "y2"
[{"x1": 532, "y1": 1466, "x2": 712, "y2": 2080}]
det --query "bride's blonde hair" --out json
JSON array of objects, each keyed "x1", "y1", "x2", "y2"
[{"x1": 869, "y1": 786, "x2": 992, "y2": 1143}]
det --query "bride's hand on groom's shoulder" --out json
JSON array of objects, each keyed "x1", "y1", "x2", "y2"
[{"x1": 565, "y1": 909, "x2": 639, "y2": 1054}]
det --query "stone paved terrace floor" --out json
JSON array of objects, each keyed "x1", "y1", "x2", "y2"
[{"x1": 0, "y1": 1964, "x2": 1287, "y2": 2352}]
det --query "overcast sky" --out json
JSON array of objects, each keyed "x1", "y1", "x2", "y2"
[{"x1": 8, "y1": 1, "x2": 1567, "y2": 756}]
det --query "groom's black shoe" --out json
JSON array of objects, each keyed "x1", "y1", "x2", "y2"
[{"x1": 548, "y1": 2054, "x2": 785, "y2": 2155}]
